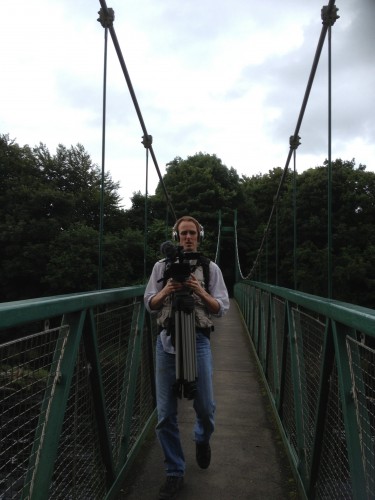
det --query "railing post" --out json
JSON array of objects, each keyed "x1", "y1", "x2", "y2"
[
  {"x1": 83, "y1": 309, "x2": 116, "y2": 486},
  {"x1": 116, "y1": 301, "x2": 145, "y2": 466}
]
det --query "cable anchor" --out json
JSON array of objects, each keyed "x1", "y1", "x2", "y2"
[
  {"x1": 289, "y1": 134, "x2": 301, "y2": 150},
  {"x1": 97, "y1": 7, "x2": 115, "y2": 28},
  {"x1": 142, "y1": 135, "x2": 153, "y2": 149},
  {"x1": 321, "y1": 5, "x2": 340, "y2": 27}
]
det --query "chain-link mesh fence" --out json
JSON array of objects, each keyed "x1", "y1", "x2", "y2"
[
  {"x1": 293, "y1": 309, "x2": 325, "y2": 469},
  {"x1": 1, "y1": 326, "x2": 64, "y2": 498},
  {"x1": 0, "y1": 289, "x2": 156, "y2": 499},
  {"x1": 234, "y1": 281, "x2": 375, "y2": 500},
  {"x1": 347, "y1": 337, "x2": 375, "y2": 499}
]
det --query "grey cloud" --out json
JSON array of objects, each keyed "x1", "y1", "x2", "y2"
[{"x1": 233, "y1": 0, "x2": 375, "y2": 162}]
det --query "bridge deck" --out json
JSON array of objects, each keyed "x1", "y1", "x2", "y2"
[{"x1": 120, "y1": 299, "x2": 297, "y2": 499}]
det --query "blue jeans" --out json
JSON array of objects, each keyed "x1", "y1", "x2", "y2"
[{"x1": 155, "y1": 331, "x2": 215, "y2": 477}]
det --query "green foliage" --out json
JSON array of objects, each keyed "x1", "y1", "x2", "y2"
[
  {"x1": 41, "y1": 223, "x2": 98, "y2": 293},
  {"x1": 156, "y1": 152, "x2": 241, "y2": 220},
  {"x1": 0, "y1": 134, "x2": 141, "y2": 300},
  {"x1": 249, "y1": 159, "x2": 375, "y2": 307},
  {"x1": 1, "y1": 134, "x2": 374, "y2": 308}
]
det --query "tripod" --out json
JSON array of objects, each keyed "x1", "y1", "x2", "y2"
[{"x1": 172, "y1": 290, "x2": 198, "y2": 400}]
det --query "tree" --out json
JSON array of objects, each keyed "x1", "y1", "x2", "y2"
[
  {"x1": 155, "y1": 153, "x2": 241, "y2": 219},
  {"x1": 0, "y1": 135, "x2": 57, "y2": 299},
  {"x1": 0, "y1": 135, "x2": 131, "y2": 300},
  {"x1": 2, "y1": 133, "x2": 375, "y2": 307},
  {"x1": 151, "y1": 153, "x2": 242, "y2": 258},
  {"x1": 238, "y1": 167, "x2": 293, "y2": 282}
]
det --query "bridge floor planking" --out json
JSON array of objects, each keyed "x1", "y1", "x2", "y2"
[{"x1": 119, "y1": 299, "x2": 298, "y2": 499}]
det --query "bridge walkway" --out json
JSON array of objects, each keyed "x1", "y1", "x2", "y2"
[{"x1": 119, "y1": 299, "x2": 297, "y2": 499}]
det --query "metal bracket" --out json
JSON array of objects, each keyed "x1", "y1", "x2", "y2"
[
  {"x1": 97, "y1": 7, "x2": 115, "y2": 28},
  {"x1": 141, "y1": 134, "x2": 153, "y2": 149},
  {"x1": 289, "y1": 134, "x2": 301, "y2": 150},
  {"x1": 321, "y1": 5, "x2": 340, "y2": 27}
]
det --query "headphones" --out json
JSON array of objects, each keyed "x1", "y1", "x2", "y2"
[{"x1": 172, "y1": 217, "x2": 204, "y2": 242}]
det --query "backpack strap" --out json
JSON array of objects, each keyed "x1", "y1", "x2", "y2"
[{"x1": 197, "y1": 255, "x2": 210, "y2": 292}]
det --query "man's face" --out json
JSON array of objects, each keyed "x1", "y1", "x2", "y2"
[{"x1": 178, "y1": 221, "x2": 199, "y2": 252}]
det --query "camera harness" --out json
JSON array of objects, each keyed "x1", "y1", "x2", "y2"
[{"x1": 162, "y1": 254, "x2": 210, "y2": 293}]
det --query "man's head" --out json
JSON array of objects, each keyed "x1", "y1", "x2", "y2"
[{"x1": 173, "y1": 216, "x2": 204, "y2": 252}]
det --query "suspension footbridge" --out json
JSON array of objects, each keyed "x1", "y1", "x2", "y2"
[{"x1": 1, "y1": 1, "x2": 374, "y2": 499}]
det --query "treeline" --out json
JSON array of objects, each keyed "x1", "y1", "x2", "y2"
[{"x1": 1, "y1": 134, "x2": 374, "y2": 307}]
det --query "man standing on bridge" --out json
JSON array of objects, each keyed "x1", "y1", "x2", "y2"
[{"x1": 144, "y1": 215, "x2": 229, "y2": 500}]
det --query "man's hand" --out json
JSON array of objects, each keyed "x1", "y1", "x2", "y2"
[
  {"x1": 166, "y1": 278, "x2": 184, "y2": 294},
  {"x1": 185, "y1": 274, "x2": 220, "y2": 314},
  {"x1": 184, "y1": 274, "x2": 204, "y2": 295},
  {"x1": 149, "y1": 278, "x2": 183, "y2": 310}
]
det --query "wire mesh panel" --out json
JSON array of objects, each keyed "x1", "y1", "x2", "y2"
[
  {"x1": 234, "y1": 281, "x2": 375, "y2": 499},
  {"x1": 273, "y1": 297, "x2": 286, "y2": 394},
  {"x1": 271, "y1": 296, "x2": 294, "y2": 455},
  {"x1": 315, "y1": 360, "x2": 352, "y2": 499},
  {"x1": 48, "y1": 343, "x2": 107, "y2": 500},
  {"x1": 280, "y1": 329, "x2": 298, "y2": 456},
  {"x1": 266, "y1": 310, "x2": 276, "y2": 397},
  {"x1": 253, "y1": 288, "x2": 261, "y2": 350},
  {"x1": 260, "y1": 291, "x2": 270, "y2": 371},
  {"x1": 245, "y1": 286, "x2": 252, "y2": 327},
  {"x1": 292, "y1": 309, "x2": 326, "y2": 469},
  {"x1": 128, "y1": 325, "x2": 156, "y2": 453},
  {"x1": 347, "y1": 337, "x2": 375, "y2": 499},
  {"x1": 0, "y1": 287, "x2": 156, "y2": 499},
  {"x1": 96, "y1": 301, "x2": 135, "y2": 468},
  {"x1": 0, "y1": 326, "x2": 63, "y2": 499}
]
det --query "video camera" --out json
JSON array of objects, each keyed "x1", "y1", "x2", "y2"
[{"x1": 160, "y1": 241, "x2": 200, "y2": 283}]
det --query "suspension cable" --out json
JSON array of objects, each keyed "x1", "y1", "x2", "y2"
[
  {"x1": 293, "y1": 146, "x2": 298, "y2": 290},
  {"x1": 142, "y1": 134, "x2": 152, "y2": 280},
  {"x1": 234, "y1": 211, "x2": 245, "y2": 280},
  {"x1": 97, "y1": 7, "x2": 113, "y2": 290},
  {"x1": 97, "y1": 1, "x2": 176, "y2": 221},
  {"x1": 214, "y1": 211, "x2": 222, "y2": 265},
  {"x1": 323, "y1": 5, "x2": 338, "y2": 299},
  {"x1": 245, "y1": 0, "x2": 339, "y2": 280}
]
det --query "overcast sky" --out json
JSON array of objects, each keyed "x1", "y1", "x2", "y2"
[{"x1": 1, "y1": 0, "x2": 374, "y2": 207}]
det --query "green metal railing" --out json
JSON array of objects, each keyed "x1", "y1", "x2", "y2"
[
  {"x1": 0, "y1": 287, "x2": 157, "y2": 499},
  {"x1": 2, "y1": 281, "x2": 375, "y2": 499},
  {"x1": 234, "y1": 280, "x2": 375, "y2": 500}
]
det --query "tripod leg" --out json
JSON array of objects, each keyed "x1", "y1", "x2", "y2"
[
  {"x1": 191, "y1": 314, "x2": 197, "y2": 379},
  {"x1": 175, "y1": 311, "x2": 180, "y2": 380},
  {"x1": 182, "y1": 312, "x2": 188, "y2": 381},
  {"x1": 187, "y1": 313, "x2": 193, "y2": 381}
]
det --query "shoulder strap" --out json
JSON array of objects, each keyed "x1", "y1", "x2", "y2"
[{"x1": 198, "y1": 255, "x2": 210, "y2": 292}]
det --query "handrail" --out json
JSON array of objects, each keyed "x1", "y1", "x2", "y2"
[
  {"x1": 0, "y1": 286, "x2": 145, "y2": 328},
  {"x1": 0, "y1": 286, "x2": 156, "y2": 500},
  {"x1": 235, "y1": 281, "x2": 375, "y2": 499},
  {"x1": 248, "y1": 280, "x2": 375, "y2": 336},
  {"x1": 2, "y1": 282, "x2": 374, "y2": 498}
]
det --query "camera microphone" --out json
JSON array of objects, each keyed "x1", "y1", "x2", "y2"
[{"x1": 160, "y1": 240, "x2": 177, "y2": 259}]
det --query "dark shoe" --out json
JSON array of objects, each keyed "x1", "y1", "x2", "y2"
[
  {"x1": 159, "y1": 476, "x2": 184, "y2": 500},
  {"x1": 196, "y1": 441, "x2": 211, "y2": 469}
]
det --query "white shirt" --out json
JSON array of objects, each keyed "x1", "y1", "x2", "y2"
[{"x1": 144, "y1": 259, "x2": 230, "y2": 353}]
